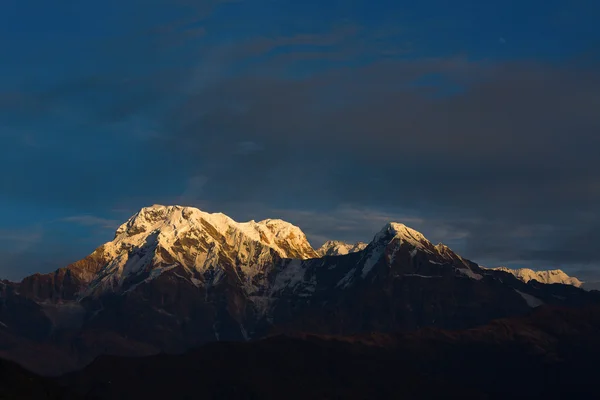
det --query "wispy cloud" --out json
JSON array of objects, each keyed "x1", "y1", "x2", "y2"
[
  {"x1": 177, "y1": 175, "x2": 209, "y2": 206},
  {"x1": 268, "y1": 206, "x2": 475, "y2": 249},
  {"x1": 0, "y1": 229, "x2": 43, "y2": 245},
  {"x1": 0, "y1": 226, "x2": 45, "y2": 261},
  {"x1": 61, "y1": 215, "x2": 120, "y2": 230}
]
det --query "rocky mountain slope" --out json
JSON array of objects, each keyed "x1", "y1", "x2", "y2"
[
  {"x1": 2, "y1": 305, "x2": 599, "y2": 399},
  {"x1": 0, "y1": 356, "x2": 81, "y2": 399},
  {"x1": 0, "y1": 205, "x2": 597, "y2": 376},
  {"x1": 61, "y1": 305, "x2": 600, "y2": 400},
  {"x1": 487, "y1": 267, "x2": 583, "y2": 287}
]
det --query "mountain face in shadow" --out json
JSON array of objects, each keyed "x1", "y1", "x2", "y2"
[
  {"x1": 59, "y1": 305, "x2": 600, "y2": 400},
  {"x1": 0, "y1": 357, "x2": 81, "y2": 400}
]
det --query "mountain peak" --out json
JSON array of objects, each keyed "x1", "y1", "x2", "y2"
[
  {"x1": 257, "y1": 219, "x2": 306, "y2": 238},
  {"x1": 489, "y1": 267, "x2": 583, "y2": 287},
  {"x1": 435, "y1": 243, "x2": 455, "y2": 256},
  {"x1": 317, "y1": 240, "x2": 368, "y2": 256},
  {"x1": 372, "y1": 222, "x2": 430, "y2": 248},
  {"x1": 114, "y1": 205, "x2": 199, "y2": 238},
  {"x1": 71, "y1": 205, "x2": 321, "y2": 297}
]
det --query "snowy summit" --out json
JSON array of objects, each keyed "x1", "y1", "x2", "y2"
[
  {"x1": 488, "y1": 267, "x2": 583, "y2": 287},
  {"x1": 317, "y1": 241, "x2": 368, "y2": 256}
]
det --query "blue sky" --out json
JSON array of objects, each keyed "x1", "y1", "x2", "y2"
[{"x1": 1, "y1": 0, "x2": 600, "y2": 283}]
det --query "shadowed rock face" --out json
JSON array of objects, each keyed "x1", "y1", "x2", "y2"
[
  {"x1": 18, "y1": 248, "x2": 109, "y2": 302},
  {"x1": 0, "y1": 205, "x2": 597, "y2": 376},
  {"x1": 60, "y1": 306, "x2": 600, "y2": 400},
  {"x1": 0, "y1": 357, "x2": 82, "y2": 399},
  {"x1": 0, "y1": 282, "x2": 55, "y2": 342}
]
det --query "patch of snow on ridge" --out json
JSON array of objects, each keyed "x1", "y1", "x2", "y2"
[
  {"x1": 457, "y1": 268, "x2": 483, "y2": 281},
  {"x1": 337, "y1": 268, "x2": 356, "y2": 289},
  {"x1": 317, "y1": 240, "x2": 368, "y2": 256},
  {"x1": 488, "y1": 267, "x2": 583, "y2": 287},
  {"x1": 404, "y1": 274, "x2": 442, "y2": 279},
  {"x1": 190, "y1": 277, "x2": 203, "y2": 287},
  {"x1": 361, "y1": 245, "x2": 385, "y2": 278},
  {"x1": 122, "y1": 264, "x2": 179, "y2": 294},
  {"x1": 271, "y1": 259, "x2": 312, "y2": 293},
  {"x1": 515, "y1": 289, "x2": 544, "y2": 308},
  {"x1": 388, "y1": 239, "x2": 402, "y2": 264}
]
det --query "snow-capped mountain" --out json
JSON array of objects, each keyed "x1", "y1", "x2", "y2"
[
  {"x1": 3, "y1": 205, "x2": 598, "y2": 376},
  {"x1": 317, "y1": 240, "x2": 368, "y2": 256},
  {"x1": 487, "y1": 267, "x2": 583, "y2": 287},
  {"x1": 88, "y1": 205, "x2": 318, "y2": 296},
  {"x1": 20, "y1": 205, "x2": 319, "y2": 300},
  {"x1": 114, "y1": 205, "x2": 318, "y2": 260}
]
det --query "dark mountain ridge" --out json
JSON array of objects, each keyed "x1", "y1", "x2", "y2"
[{"x1": 60, "y1": 305, "x2": 600, "y2": 400}]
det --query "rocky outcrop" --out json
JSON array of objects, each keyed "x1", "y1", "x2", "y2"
[{"x1": 19, "y1": 247, "x2": 109, "y2": 302}]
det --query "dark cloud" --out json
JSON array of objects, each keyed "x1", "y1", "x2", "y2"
[
  {"x1": 1, "y1": 4, "x2": 599, "y2": 280},
  {"x1": 139, "y1": 55, "x2": 600, "y2": 272},
  {"x1": 153, "y1": 57, "x2": 600, "y2": 201}
]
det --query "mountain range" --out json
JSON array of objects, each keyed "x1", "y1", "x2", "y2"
[
  {"x1": 486, "y1": 266, "x2": 583, "y2": 287},
  {"x1": 0, "y1": 204, "x2": 597, "y2": 378}
]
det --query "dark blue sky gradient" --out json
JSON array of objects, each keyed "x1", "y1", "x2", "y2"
[{"x1": 1, "y1": 0, "x2": 600, "y2": 283}]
